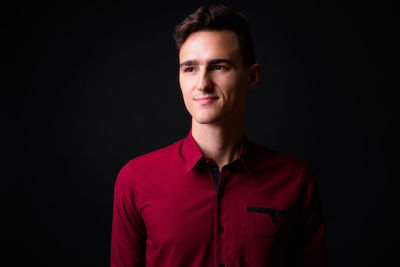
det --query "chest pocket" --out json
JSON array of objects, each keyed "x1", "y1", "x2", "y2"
[{"x1": 246, "y1": 206, "x2": 291, "y2": 237}]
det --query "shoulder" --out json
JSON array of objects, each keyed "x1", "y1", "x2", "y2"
[
  {"x1": 131, "y1": 138, "x2": 183, "y2": 168},
  {"x1": 249, "y1": 141, "x2": 314, "y2": 183},
  {"x1": 116, "y1": 137, "x2": 184, "y2": 181},
  {"x1": 251, "y1": 141, "x2": 306, "y2": 169}
]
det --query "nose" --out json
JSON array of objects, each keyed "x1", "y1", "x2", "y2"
[{"x1": 197, "y1": 68, "x2": 213, "y2": 92}]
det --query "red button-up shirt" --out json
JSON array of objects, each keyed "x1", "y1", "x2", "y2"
[{"x1": 111, "y1": 129, "x2": 324, "y2": 267}]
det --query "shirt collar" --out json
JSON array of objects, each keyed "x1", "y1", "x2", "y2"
[{"x1": 182, "y1": 128, "x2": 255, "y2": 176}]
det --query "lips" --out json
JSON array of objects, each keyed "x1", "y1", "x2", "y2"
[{"x1": 194, "y1": 96, "x2": 219, "y2": 105}]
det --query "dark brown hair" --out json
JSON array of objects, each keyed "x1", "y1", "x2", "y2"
[{"x1": 173, "y1": 4, "x2": 256, "y2": 66}]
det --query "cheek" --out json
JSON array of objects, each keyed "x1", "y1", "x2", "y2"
[
  {"x1": 180, "y1": 77, "x2": 196, "y2": 105},
  {"x1": 220, "y1": 76, "x2": 243, "y2": 96},
  {"x1": 180, "y1": 88, "x2": 192, "y2": 111},
  {"x1": 180, "y1": 77, "x2": 192, "y2": 94},
  {"x1": 219, "y1": 71, "x2": 243, "y2": 87},
  {"x1": 179, "y1": 79, "x2": 188, "y2": 98},
  {"x1": 229, "y1": 74, "x2": 248, "y2": 97}
]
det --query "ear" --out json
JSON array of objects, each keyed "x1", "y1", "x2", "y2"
[{"x1": 247, "y1": 63, "x2": 261, "y2": 90}]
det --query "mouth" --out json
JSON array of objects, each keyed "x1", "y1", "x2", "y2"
[{"x1": 194, "y1": 96, "x2": 219, "y2": 105}]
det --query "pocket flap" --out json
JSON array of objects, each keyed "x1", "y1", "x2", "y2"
[{"x1": 247, "y1": 206, "x2": 289, "y2": 223}]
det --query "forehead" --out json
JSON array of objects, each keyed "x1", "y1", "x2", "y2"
[{"x1": 179, "y1": 30, "x2": 241, "y2": 63}]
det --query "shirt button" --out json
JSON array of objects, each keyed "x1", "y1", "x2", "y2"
[
  {"x1": 218, "y1": 264, "x2": 225, "y2": 267},
  {"x1": 218, "y1": 226, "x2": 225, "y2": 232}
]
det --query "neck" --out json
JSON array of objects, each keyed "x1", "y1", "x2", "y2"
[{"x1": 191, "y1": 117, "x2": 244, "y2": 171}]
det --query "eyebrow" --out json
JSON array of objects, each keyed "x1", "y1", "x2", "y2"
[{"x1": 179, "y1": 59, "x2": 235, "y2": 68}]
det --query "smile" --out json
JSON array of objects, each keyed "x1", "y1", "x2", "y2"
[{"x1": 194, "y1": 96, "x2": 219, "y2": 105}]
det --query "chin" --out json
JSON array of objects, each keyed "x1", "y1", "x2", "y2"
[
  {"x1": 195, "y1": 119, "x2": 217, "y2": 124},
  {"x1": 190, "y1": 109, "x2": 225, "y2": 125},
  {"x1": 192, "y1": 113, "x2": 218, "y2": 124}
]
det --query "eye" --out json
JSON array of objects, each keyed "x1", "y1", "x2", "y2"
[
  {"x1": 212, "y1": 65, "x2": 226, "y2": 70},
  {"x1": 184, "y1": 67, "x2": 194, "y2": 72}
]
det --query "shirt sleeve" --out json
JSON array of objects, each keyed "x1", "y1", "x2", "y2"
[
  {"x1": 300, "y1": 166, "x2": 325, "y2": 267},
  {"x1": 111, "y1": 161, "x2": 147, "y2": 267}
]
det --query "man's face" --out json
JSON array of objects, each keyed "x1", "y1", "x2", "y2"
[{"x1": 179, "y1": 30, "x2": 255, "y2": 125}]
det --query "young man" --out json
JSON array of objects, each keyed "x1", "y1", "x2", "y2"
[{"x1": 111, "y1": 5, "x2": 324, "y2": 267}]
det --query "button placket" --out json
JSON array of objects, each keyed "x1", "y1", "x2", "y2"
[{"x1": 216, "y1": 167, "x2": 231, "y2": 267}]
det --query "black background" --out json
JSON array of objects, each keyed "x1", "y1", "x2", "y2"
[{"x1": 3, "y1": 0, "x2": 397, "y2": 266}]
